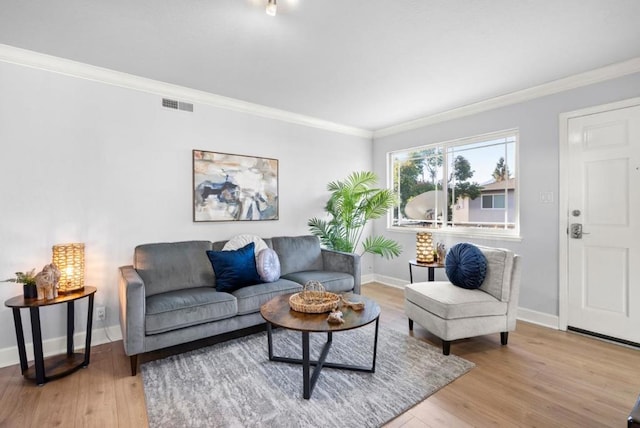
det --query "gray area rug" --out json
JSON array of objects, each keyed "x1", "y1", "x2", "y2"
[{"x1": 141, "y1": 324, "x2": 474, "y2": 427}]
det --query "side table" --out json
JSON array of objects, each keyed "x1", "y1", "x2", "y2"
[
  {"x1": 4, "y1": 286, "x2": 96, "y2": 385},
  {"x1": 409, "y1": 260, "x2": 445, "y2": 283}
]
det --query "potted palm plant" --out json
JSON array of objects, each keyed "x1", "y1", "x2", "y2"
[
  {"x1": 308, "y1": 171, "x2": 402, "y2": 258},
  {"x1": 4, "y1": 269, "x2": 38, "y2": 299}
]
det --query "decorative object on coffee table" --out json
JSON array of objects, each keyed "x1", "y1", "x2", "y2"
[
  {"x1": 289, "y1": 280, "x2": 340, "y2": 313},
  {"x1": 327, "y1": 309, "x2": 345, "y2": 324},
  {"x1": 52, "y1": 243, "x2": 85, "y2": 294},
  {"x1": 341, "y1": 296, "x2": 365, "y2": 311}
]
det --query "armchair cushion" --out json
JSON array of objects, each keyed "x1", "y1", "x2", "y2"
[
  {"x1": 206, "y1": 243, "x2": 262, "y2": 292},
  {"x1": 445, "y1": 243, "x2": 487, "y2": 289},
  {"x1": 405, "y1": 282, "x2": 507, "y2": 320}
]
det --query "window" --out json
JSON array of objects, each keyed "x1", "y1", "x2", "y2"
[
  {"x1": 482, "y1": 194, "x2": 505, "y2": 209},
  {"x1": 388, "y1": 129, "x2": 518, "y2": 236}
]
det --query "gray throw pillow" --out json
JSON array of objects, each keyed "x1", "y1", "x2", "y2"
[{"x1": 256, "y1": 248, "x2": 280, "y2": 282}]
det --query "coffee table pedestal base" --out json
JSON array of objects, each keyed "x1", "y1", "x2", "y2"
[{"x1": 266, "y1": 319, "x2": 379, "y2": 399}]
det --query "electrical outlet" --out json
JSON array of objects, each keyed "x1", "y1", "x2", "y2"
[{"x1": 96, "y1": 306, "x2": 106, "y2": 321}]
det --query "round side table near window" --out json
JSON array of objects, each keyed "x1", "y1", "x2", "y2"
[
  {"x1": 4, "y1": 286, "x2": 96, "y2": 385},
  {"x1": 408, "y1": 260, "x2": 445, "y2": 283}
]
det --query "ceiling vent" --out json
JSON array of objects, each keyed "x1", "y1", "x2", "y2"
[{"x1": 162, "y1": 98, "x2": 194, "y2": 112}]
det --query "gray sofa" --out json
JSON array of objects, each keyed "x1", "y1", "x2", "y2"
[{"x1": 118, "y1": 235, "x2": 360, "y2": 375}]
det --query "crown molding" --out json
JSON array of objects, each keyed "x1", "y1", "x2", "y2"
[
  {"x1": 3, "y1": 43, "x2": 638, "y2": 141},
  {"x1": 0, "y1": 44, "x2": 373, "y2": 140},
  {"x1": 373, "y1": 57, "x2": 640, "y2": 139}
]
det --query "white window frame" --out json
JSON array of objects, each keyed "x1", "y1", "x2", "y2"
[{"x1": 387, "y1": 129, "x2": 520, "y2": 240}]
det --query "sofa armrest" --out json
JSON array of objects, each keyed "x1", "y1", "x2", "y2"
[
  {"x1": 630, "y1": 394, "x2": 640, "y2": 427},
  {"x1": 119, "y1": 265, "x2": 146, "y2": 356},
  {"x1": 321, "y1": 249, "x2": 361, "y2": 294}
]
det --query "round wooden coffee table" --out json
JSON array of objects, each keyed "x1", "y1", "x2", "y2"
[{"x1": 260, "y1": 292, "x2": 380, "y2": 399}]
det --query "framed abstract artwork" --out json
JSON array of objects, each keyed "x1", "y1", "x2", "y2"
[{"x1": 193, "y1": 150, "x2": 279, "y2": 222}]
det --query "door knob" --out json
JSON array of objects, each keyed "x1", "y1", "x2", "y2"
[
  {"x1": 570, "y1": 223, "x2": 583, "y2": 239},
  {"x1": 570, "y1": 223, "x2": 590, "y2": 239}
]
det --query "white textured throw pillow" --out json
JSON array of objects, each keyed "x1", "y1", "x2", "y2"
[
  {"x1": 256, "y1": 248, "x2": 281, "y2": 282},
  {"x1": 223, "y1": 234, "x2": 268, "y2": 256}
]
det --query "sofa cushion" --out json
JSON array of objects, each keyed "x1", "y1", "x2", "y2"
[
  {"x1": 405, "y1": 281, "x2": 507, "y2": 320},
  {"x1": 256, "y1": 248, "x2": 281, "y2": 282},
  {"x1": 445, "y1": 243, "x2": 487, "y2": 289},
  {"x1": 231, "y1": 278, "x2": 302, "y2": 315},
  {"x1": 281, "y1": 271, "x2": 354, "y2": 293},
  {"x1": 271, "y1": 235, "x2": 323, "y2": 276},
  {"x1": 134, "y1": 241, "x2": 214, "y2": 297},
  {"x1": 206, "y1": 243, "x2": 262, "y2": 292},
  {"x1": 145, "y1": 287, "x2": 237, "y2": 335}
]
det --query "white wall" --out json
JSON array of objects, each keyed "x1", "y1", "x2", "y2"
[
  {"x1": 372, "y1": 72, "x2": 640, "y2": 320},
  {"x1": 0, "y1": 60, "x2": 372, "y2": 364}
]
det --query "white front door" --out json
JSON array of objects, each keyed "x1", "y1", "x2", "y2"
[{"x1": 565, "y1": 102, "x2": 640, "y2": 343}]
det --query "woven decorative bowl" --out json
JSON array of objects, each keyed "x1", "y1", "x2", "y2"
[{"x1": 289, "y1": 280, "x2": 340, "y2": 313}]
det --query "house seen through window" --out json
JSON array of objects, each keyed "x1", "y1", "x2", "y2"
[{"x1": 388, "y1": 129, "x2": 518, "y2": 236}]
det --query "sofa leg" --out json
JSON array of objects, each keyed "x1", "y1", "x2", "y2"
[
  {"x1": 443, "y1": 340, "x2": 451, "y2": 355},
  {"x1": 408, "y1": 318, "x2": 414, "y2": 330},
  {"x1": 501, "y1": 332, "x2": 509, "y2": 345},
  {"x1": 130, "y1": 355, "x2": 138, "y2": 376}
]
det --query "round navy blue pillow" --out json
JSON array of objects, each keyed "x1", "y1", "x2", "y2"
[{"x1": 445, "y1": 243, "x2": 487, "y2": 289}]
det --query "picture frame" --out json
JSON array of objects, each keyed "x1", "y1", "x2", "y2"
[{"x1": 193, "y1": 150, "x2": 279, "y2": 222}]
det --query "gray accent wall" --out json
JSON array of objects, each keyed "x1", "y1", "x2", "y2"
[{"x1": 372, "y1": 72, "x2": 640, "y2": 318}]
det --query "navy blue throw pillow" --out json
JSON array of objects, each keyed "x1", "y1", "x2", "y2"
[
  {"x1": 445, "y1": 243, "x2": 487, "y2": 289},
  {"x1": 206, "y1": 242, "x2": 262, "y2": 292}
]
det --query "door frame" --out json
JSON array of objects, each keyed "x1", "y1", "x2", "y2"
[{"x1": 558, "y1": 96, "x2": 640, "y2": 330}]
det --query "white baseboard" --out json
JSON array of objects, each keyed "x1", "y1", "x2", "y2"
[
  {"x1": 361, "y1": 273, "x2": 376, "y2": 285},
  {"x1": 517, "y1": 307, "x2": 560, "y2": 330},
  {"x1": 0, "y1": 324, "x2": 122, "y2": 369},
  {"x1": 366, "y1": 274, "x2": 407, "y2": 289}
]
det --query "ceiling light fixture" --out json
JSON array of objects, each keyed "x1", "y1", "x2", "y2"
[{"x1": 266, "y1": 0, "x2": 277, "y2": 16}]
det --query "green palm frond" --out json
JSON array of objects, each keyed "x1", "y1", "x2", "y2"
[
  {"x1": 362, "y1": 236, "x2": 403, "y2": 259},
  {"x1": 308, "y1": 171, "x2": 402, "y2": 259}
]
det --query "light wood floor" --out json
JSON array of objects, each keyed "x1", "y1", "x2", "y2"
[{"x1": 1, "y1": 282, "x2": 638, "y2": 427}]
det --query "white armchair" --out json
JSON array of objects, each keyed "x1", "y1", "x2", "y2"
[{"x1": 404, "y1": 245, "x2": 521, "y2": 355}]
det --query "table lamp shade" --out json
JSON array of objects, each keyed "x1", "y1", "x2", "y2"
[
  {"x1": 416, "y1": 232, "x2": 434, "y2": 263},
  {"x1": 52, "y1": 243, "x2": 85, "y2": 293}
]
